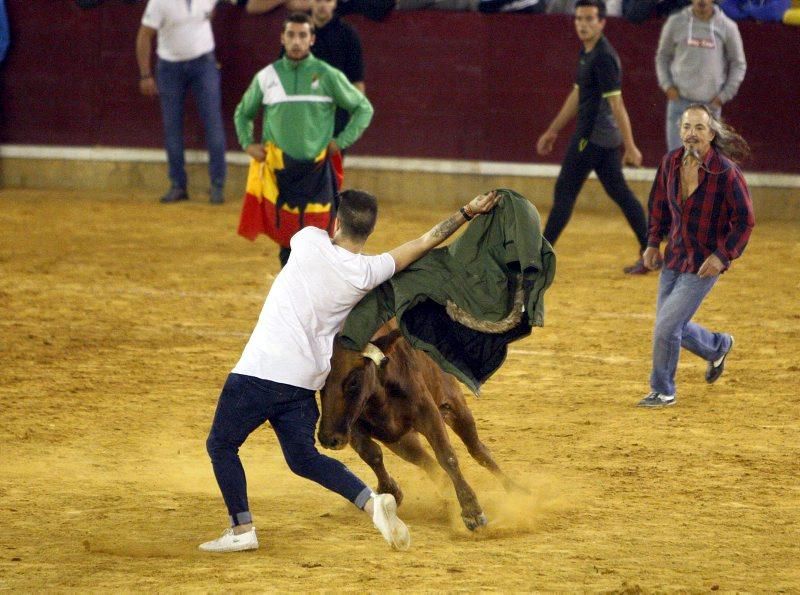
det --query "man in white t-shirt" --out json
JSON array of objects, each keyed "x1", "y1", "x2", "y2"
[
  {"x1": 135, "y1": 0, "x2": 227, "y2": 204},
  {"x1": 200, "y1": 188, "x2": 501, "y2": 553}
]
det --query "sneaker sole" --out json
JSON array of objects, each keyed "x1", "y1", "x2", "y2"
[
  {"x1": 637, "y1": 400, "x2": 676, "y2": 408},
  {"x1": 198, "y1": 541, "x2": 258, "y2": 553},
  {"x1": 377, "y1": 497, "x2": 411, "y2": 551}
]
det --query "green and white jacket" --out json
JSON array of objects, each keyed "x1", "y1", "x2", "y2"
[{"x1": 234, "y1": 54, "x2": 373, "y2": 160}]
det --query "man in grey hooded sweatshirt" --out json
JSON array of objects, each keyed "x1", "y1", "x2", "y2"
[{"x1": 656, "y1": 0, "x2": 746, "y2": 151}]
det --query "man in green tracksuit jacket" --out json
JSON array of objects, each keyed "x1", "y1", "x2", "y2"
[{"x1": 234, "y1": 11, "x2": 374, "y2": 265}]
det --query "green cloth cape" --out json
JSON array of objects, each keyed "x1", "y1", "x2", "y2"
[{"x1": 340, "y1": 189, "x2": 556, "y2": 394}]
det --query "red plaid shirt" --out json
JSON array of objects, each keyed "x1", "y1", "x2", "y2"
[{"x1": 647, "y1": 147, "x2": 755, "y2": 274}]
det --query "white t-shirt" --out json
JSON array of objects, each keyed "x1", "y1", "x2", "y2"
[
  {"x1": 232, "y1": 227, "x2": 396, "y2": 390},
  {"x1": 141, "y1": 0, "x2": 216, "y2": 62}
]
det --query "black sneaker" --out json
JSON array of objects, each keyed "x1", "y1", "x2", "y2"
[
  {"x1": 159, "y1": 186, "x2": 189, "y2": 203},
  {"x1": 210, "y1": 184, "x2": 225, "y2": 204},
  {"x1": 637, "y1": 391, "x2": 676, "y2": 408},
  {"x1": 706, "y1": 335, "x2": 734, "y2": 384}
]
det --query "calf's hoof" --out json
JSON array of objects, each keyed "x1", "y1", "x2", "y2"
[
  {"x1": 378, "y1": 480, "x2": 404, "y2": 507},
  {"x1": 462, "y1": 512, "x2": 488, "y2": 531}
]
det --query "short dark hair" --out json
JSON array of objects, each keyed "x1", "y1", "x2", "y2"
[
  {"x1": 575, "y1": 0, "x2": 606, "y2": 19},
  {"x1": 283, "y1": 12, "x2": 315, "y2": 33},
  {"x1": 337, "y1": 189, "x2": 378, "y2": 241}
]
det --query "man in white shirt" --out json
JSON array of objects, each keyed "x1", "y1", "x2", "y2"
[
  {"x1": 200, "y1": 188, "x2": 500, "y2": 553},
  {"x1": 135, "y1": 0, "x2": 227, "y2": 204}
]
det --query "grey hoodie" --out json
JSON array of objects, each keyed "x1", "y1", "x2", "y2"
[{"x1": 655, "y1": 4, "x2": 746, "y2": 104}]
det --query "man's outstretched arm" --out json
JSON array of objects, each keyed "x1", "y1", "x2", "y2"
[{"x1": 389, "y1": 191, "x2": 501, "y2": 273}]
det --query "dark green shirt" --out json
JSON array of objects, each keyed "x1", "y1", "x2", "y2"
[{"x1": 575, "y1": 35, "x2": 623, "y2": 149}]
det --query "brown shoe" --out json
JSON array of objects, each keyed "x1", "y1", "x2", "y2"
[{"x1": 623, "y1": 257, "x2": 649, "y2": 275}]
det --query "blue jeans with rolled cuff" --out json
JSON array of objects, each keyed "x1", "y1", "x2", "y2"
[
  {"x1": 649, "y1": 267, "x2": 732, "y2": 396},
  {"x1": 156, "y1": 51, "x2": 226, "y2": 190},
  {"x1": 206, "y1": 373, "x2": 372, "y2": 527}
]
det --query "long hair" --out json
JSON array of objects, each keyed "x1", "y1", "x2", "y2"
[{"x1": 685, "y1": 103, "x2": 751, "y2": 164}]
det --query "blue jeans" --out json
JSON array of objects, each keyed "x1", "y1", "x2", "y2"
[
  {"x1": 650, "y1": 268, "x2": 731, "y2": 396},
  {"x1": 156, "y1": 52, "x2": 226, "y2": 190},
  {"x1": 666, "y1": 97, "x2": 722, "y2": 152},
  {"x1": 206, "y1": 373, "x2": 372, "y2": 526}
]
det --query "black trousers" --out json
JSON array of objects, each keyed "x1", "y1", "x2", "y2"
[
  {"x1": 279, "y1": 246, "x2": 291, "y2": 268},
  {"x1": 543, "y1": 137, "x2": 648, "y2": 251}
]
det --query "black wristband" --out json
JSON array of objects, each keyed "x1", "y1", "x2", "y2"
[{"x1": 459, "y1": 206, "x2": 473, "y2": 221}]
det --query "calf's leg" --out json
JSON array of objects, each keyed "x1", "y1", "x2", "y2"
[
  {"x1": 415, "y1": 398, "x2": 487, "y2": 531},
  {"x1": 441, "y1": 397, "x2": 528, "y2": 494},
  {"x1": 349, "y1": 428, "x2": 404, "y2": 506},
  {"x1": 384, "y1": 431, "x2": 442, "y2": 482}
]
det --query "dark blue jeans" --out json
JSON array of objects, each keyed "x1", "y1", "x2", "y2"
[
  {"x1": 156, "y1": 52, "x2": 226, "y2": 190},
  {"x1": 206, "y1": 373, "x2": 372, "y2": 526}
]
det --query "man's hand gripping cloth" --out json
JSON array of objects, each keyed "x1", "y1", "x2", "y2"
[
  {"x1": 237, "y1": 142, "x2": 344, "y2": 246},
  {"x1": 339, "y1": 189, "x2": 556, "y2": 395}
]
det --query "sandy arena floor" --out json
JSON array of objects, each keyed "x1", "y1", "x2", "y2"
[{"x1": 0, "y1": 188, "x2": 798, "y2": 591}]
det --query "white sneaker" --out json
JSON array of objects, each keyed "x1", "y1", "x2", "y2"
[
  {"x1": 198, "y1": 527, "x2": 259, "y2": 553},
  {"x1": 372, "y1": 494, "x2": 411, "y2": 551}
]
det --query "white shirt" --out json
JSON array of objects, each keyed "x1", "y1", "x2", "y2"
[
  {"x1": 232, "y1": 227, "x2": 396, "y2": 390},
  {"x1": 141, "y1": 0, "x2": 216, "y2": 62}
]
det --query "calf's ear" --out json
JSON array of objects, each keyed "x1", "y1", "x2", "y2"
[
  {"x1": 374, "y1": 329, "x2": 403, "y2": 354},
  {"x1": 345, "y1": 360, "x2": 379, "y2": 405},
  {"x1": 361, "y1": 361, "x2": 380, "y2": 401}
]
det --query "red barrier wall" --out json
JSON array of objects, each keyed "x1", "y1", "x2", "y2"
[{"x1": 1, "y1": 1, "x2": 797, "y2": 172}]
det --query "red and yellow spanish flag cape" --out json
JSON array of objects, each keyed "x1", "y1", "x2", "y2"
[{"x1": 237, "y1": 142, "x2": 344, "y2": 247}]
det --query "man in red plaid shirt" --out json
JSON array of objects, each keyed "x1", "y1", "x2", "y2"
[{"x1": 637, "y1": 104, "x2": 754, "y2": 408}]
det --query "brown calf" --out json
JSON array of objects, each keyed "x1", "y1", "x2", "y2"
[{"x1": 318, "y1": 327, "x2": 520, "y2": 531}]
